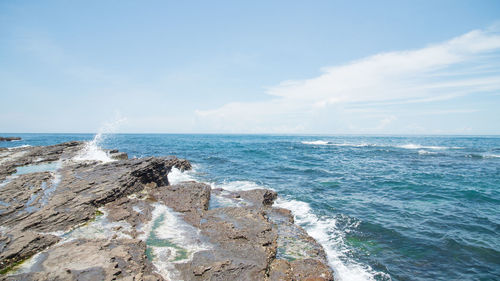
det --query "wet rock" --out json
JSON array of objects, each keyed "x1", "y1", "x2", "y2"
[
  {"x1": 0, "y1": 142, "x2": 334, "y2": 280},
  {"x1": 290, "y1": 258, "x2": 334, "y2": 281},
  {"x1": 0, "y1": 231, "x2": 60, "y2": 273},
  {"x1": 0, "y1": 144, "x2": 191, "y2": 273},
  {"x1": 237, "y1": 189, "x2": 278, "y2": 207},
  {"x1": 174, "y1": 206, "x2": 278, "y2": 280},
  {"x1": 153, "y1": 182, "x2": 211, "y2": 225},
  {"x1": 0, "y1": 137, "x2": 21, "y2": 142},
  {"x1": 2, "y1": 238, "x2": 162, "y2": 281},
  {"x1": 105, "y1": 149, "x2": 128, "y2": 160}
]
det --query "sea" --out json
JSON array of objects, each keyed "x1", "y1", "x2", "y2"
[{"x1": 1, "y1": 133, "x2": 499, "y2": 281}]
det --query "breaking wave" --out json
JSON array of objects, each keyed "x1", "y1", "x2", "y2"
[
  {"x1": 302, "y1": 140, "x2": 464, "y2": 151},
  {"x1": 73, "y1": 117, "x2": 125, "y2": 163},
  {"x1": 168, "y1": 166, "x2": 384, "y2": 281},
  {"x1": 275, "y1": 198, "x2": 390, "y2": 281},
  {"x1": 396, "y1": 144, "x2": 463, "y2": 150}
]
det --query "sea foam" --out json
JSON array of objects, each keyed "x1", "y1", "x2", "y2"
[
  {"x1": 275, "y1": 198, "x2": 389, "y2": 281},
  {"x1": 170, "y1": 167, "x2": 384, "y2": 281}
]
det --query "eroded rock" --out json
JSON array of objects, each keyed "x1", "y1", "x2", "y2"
[{"x1": 0, "y1": 142, "x2": 334, "y2": 281}]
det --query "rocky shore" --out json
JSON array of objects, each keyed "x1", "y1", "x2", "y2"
[{"x1": 0, "y1": 142, "x2": 333, "y2": 280}]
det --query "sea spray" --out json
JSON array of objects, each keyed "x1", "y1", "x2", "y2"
[{"x1": 74, "y1": 117, "x2": 126, "y2": 163}]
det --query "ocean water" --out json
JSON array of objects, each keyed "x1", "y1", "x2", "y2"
[{"x1": 1, "y1": 134, "x2": 499, "y2": 281}]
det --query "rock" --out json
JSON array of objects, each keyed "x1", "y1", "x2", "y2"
[
  {"x1": 174, "y1": 206, "x2": 278, "y2": 280},
  {"x1": 105, "y1": 149, "x2": 128, "y2": 160},
  {"x1": 0, "y1": 141, "x2": 334, "y2": 281},
  {"x1": 269, "y1": 259, "x2": 292, "y2": 280},
  {"x1": 290, "y1": 259, "x2": 334, "y2": 281},
  {"x1": 0, "y1": 143, "x2": 192, "y2": 273},
  {"x1": 0, "y1": 137, "x2": 21, "y2": 142},
  {"x1": 237, "y1": 189, "x2": 278, "y2": 207},
  {"x1": 152, "y1": 181, "x2": 211, "y2": 225},
  {"x1": 2, "y1": 238, "x2": 162, "y2": 281}
]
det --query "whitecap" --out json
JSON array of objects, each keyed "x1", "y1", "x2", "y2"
[
  {"x1": 397, "y1": 144, "x2": 463, "y2": 150},
  {"x1": 418, "y1": 150, "x2": 437, "y2": 155},
  {"x1": 302, "y1": 140, "x2": 331, "y2": 145},
  {"x1": 302, "y1": 141, "x2": 375, "y2": 147},
  {"x1": 482, "y1": 154, "x2": 500, "y2": 159}
]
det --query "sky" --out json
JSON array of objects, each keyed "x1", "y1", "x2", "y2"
[{"x1": 1, "y1": 0, "x2": 500, "y2": 134}]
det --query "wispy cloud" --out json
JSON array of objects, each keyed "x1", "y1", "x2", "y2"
[{"x1": 196, "y1": 27, "x2": 500, "y2": 133}]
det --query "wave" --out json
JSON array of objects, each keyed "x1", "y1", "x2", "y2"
[
  {"x1": 73, "y1": 133, "x2": 114, "y2": 163},
  {"x1": 73, "y1": 117, "x2": 125, "y2": 163},
  {"x1": 483, "y1": 154, "x2": 500, "y2": 158},
  {"x1": 210, "y1": 180, "x2": 271, "y2": 192},
  {"x1": 302, "y1": 141, "x2": 463, "y2": 151},
  {"x1": 275, "y1": 198, "x2": 388, "y2": 281},
  {"x1": 396, "y1": 144, "x2": 463, "y2": 150},
  {"x1": 302, "y1": 140, "x2": 331, "y2": 145},
  {"x1": 7, "y1": 145, "x2": 31, "y2": 150},
  {"x1": 302, "y1": 141, "x2": 373, "y2": 147},
  {"x1": 168, "y1": 166, "x2": 198, "y2": 185},
  {"x1": 168, "y1": 166, "x2": 389, "y2": 280},
  {"x1": 466, "y1": 153, "x2": 500, "y2": 159},
  {"x1": 418, "y1": 150, "x2": 438, "y2": 155}
]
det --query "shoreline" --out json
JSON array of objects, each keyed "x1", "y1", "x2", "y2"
[{"x1": 0, "y1": 141, "x2": 334, "y2": 280}]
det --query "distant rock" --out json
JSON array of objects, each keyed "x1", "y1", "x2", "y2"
[{"x1": 0, "y1": 137, "x2": 21, "y2": 142}]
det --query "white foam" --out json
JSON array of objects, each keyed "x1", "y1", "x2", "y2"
[
  {"x1": 7, "y1": 144, "x2": 31, "y2": 150},
  {"x1": 483, "y1": 154, "x2": 500, "y2": 158},
  {"x1": 164, "y1": 166, "x2": 385, "y2": 280},
  {"x1": 417, "y1": 150, "x2": 437, "y2": 155},
  {"x1": 302, "y1": 140, "x2": 331, "y2": 145},
  {"x1": 168, "y1": 167, "x2": 197, "y2": 185},
  {"x1": 53, "y1": 208, "x2": 132, "y2": 242},
  {"x1": 73, "y1": 117, "x2": 125, "y2": 163},
  {"x1": 139, "y1": 203, "x2": 210, "y2": 280},
  {"x1": 210, "y1": 180, "x2": 271, "y2": 192},
  {"x1": 275, "y1": 198, "x2": 390, "y2": 281},
  {"x1": 397, "y1": 144, "x2": 463, "y2": 150},
  {"x1": 73, "y1": 133, "x2": 114, "y2": 163},
  {"x1": 302, "y1": 141, "x2": 377, "y2": 148}
]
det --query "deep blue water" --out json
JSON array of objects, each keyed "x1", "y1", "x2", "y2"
[{"x1": 2, "y1": 134, "x2": 500, "y2": 281}]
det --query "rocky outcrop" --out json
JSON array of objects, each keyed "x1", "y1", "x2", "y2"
[
  {"x1": 0, "y1": 137, "x2": 21, "y2": 142},
  {"x1": 0, "y1": 142, "x2": 333, "y2": 280}
]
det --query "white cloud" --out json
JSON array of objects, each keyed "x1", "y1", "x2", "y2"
[{"x1": 195, "y1": 27, "x2": 500, "y2": 133}]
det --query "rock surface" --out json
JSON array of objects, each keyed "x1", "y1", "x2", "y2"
[
  {"x1": 0, "y1": 137, "x2": 21, "y2": 142},
  {"x1": 0, "y1": 142, "x2": 333, "y2": 280}
]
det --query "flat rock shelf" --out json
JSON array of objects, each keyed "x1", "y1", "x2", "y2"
[{"x1": 0, "y1": 142, "x2": 334, "y2": 281}]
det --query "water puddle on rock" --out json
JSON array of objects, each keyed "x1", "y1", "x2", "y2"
[
  {"x1": 0, "y1": 161, "x2": 61, "y2": 189},
  {"x1": 13, "y1": 162, "x2": 61, "y2": 176},
  {"x1": 6, "y1": 209, "x2": 133, "y2": 276},
  {"x1": 140, "y1": 203, "x2": 210, "y2": 280},
  {"x1": 55, "y1": 209, "x2": 133, "y2": 242},
  {"x1": 267, "y1": 208, "x2": 326, "y2": 262}
]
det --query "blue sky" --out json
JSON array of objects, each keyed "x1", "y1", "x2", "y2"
[{"x1": 1, "y1": 0, "x2": 500, "y2": 134}]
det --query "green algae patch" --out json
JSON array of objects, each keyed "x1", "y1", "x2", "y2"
[{"x1": 0, "y1": 257, "x2": 29, "y2": 275}]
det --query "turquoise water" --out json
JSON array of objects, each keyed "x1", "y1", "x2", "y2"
[{"x1": 2, "y1": 134, "x2": 499, "y2": 280}]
